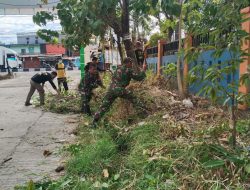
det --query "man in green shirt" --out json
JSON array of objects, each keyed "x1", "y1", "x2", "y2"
[{"x1": 92, "y1": 57, "x2": 147, "y2": 127}]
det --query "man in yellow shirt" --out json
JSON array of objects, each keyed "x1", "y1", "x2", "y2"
[{"x1": 55, "y1": 58, "x2": 68, "y2": 92}]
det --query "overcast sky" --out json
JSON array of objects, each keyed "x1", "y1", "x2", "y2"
[
  {"x1": 0, "y1": 15, "x2": 159, "y2": 45},
  {"x1": 0, "y1": 15, "x2": 61, "y2": 44}
]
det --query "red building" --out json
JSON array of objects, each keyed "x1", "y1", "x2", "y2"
[
  {"x1": 43, "y1": 44, "x2": 66, "y2": 55},
  {"x1": 22, "y1": 55, "x2": 40, "y2": 68},
  {"x1": 20, "y1": 44, "x2": 67, "y2": 68}
]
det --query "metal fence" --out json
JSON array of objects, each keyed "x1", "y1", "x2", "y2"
[{"x1": 146, "y1": 46, "x2": 158, "y2": 57}]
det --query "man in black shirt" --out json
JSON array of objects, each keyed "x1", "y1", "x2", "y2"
[{"x1": 25, "y1": 71, "x2": 59, "y2": 106}]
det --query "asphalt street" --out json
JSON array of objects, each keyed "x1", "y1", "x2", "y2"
[{"x1": 0, "y1": 71, "x2": 80, "y2": 190}]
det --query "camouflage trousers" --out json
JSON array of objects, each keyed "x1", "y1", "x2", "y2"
[
  {"x1": 81, "y1": 90, "x2": 93, "y2": 116},
  {"x1": 93, "y1": 87, "x2": 145, "y2": 122}
]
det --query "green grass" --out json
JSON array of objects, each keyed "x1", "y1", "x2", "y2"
[
  {"x1": 67, "y1": 131, "x2": 117, "y2": 175},
  {"x1": 16, "y1": 73, "x2": 250, "y2": 190},
  {"x1": 15, "y1": 120, "x2": 250, "y2": 190}
]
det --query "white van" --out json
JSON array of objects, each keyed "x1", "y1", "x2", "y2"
[{"x1": 0, "y1": 46, "x2": 22, "y2": 69}]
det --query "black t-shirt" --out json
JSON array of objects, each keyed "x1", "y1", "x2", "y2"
[
  {"x1": 31, "y1": 72, "x2": 57, "y2": 90},
  {"x1": 135, "y1": 49, "x2": 144, "y2": 66}
]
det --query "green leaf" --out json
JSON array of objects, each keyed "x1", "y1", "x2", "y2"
[
  {"x1": 60, "y1": 179, "x2": 72, "y2": 187},
  {"x1": 210, "y1": 88, "x2": 216, "y2": 101},
  {"x1": 203, "y1": 159, "x2": 225, "y2": 169},
  {"x1": 223, "y1": 97, "x2": 231, "y2": 106},
  {"x1": 102, "y1": 182, "x2": 109, "y2": 188},
  {"x1": 209, "y1": 144, "x2": 229, "y2": 156},
  {"x1": 244, "y1": 164, "x2": 250, "y2": 174},
  {"x1": 93, "y1": 181, "x2": 101, "y2": 188},
  {"x1": 114, "y1": 174, "x2": 120, "y2": 181},
  {"x1": 27, "y1": 180, "x2": 35, "y2": 190},
  {"x1": 227, "y1": 156, "x2": 244, "y2": 165}
]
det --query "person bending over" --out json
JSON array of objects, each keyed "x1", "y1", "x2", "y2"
[{"x1": 25, "y1": 71, "x2": 59, "y2": 106}]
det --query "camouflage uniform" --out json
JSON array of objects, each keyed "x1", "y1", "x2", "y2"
[
  {"x1": 80, "y1": 70, "x2": 103, "y2": 115},
  {"x1": 93, "y1": 65, "x2": 146, "y2": 123}
]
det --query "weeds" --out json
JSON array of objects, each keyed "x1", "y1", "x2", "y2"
[
  {"x1": 0, "y1": 73, "x2": 14, "y2": 80},
  {"x1": 67, "y1": 130, "x2": 117, "y2": 176},
  {"x1": 17, "y1": 71, "x2": 250, "y2": 190}
]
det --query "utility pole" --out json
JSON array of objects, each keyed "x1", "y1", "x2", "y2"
[{"x1": 80, "y1": 46, "x2": 85, "y2": 79}]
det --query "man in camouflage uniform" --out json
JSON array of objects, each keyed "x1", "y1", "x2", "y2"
[
  {"x1": 85, "y1": 57, "x2": 105, "y2": 72},
  {"x1": 92, "y1": 57, "x2": 147, "y2": 127},
  {"x1": 80, "y1": 63, "x2": 104, "y2": 116}
]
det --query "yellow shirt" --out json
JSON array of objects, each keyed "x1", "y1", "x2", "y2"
[{"x1": 56, "y1": 62, "x2": 66, "y2": 78}]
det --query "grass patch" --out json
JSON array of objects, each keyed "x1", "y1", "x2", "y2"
[
  {"x1": 67, "y1": 129, "x2": 117, "y2": 176},
  {"x1": 17, "y1": 72, "x2": 250, "y2": 190}
]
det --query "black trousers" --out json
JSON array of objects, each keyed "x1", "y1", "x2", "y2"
[{"x1": 57, "y1": 77, "x2": 68, "y2": 92}]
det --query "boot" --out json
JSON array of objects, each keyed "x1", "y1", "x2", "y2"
[
  {"x1": 25, "y1": 102, "x2": 32, "y2": 106},
  {"x1": 86, "y1": 105, "x2": 92, "y2": 116},
  {"x1": 89, "y1": 121, "x2": 97, "y2": 129},
  {"x1": 89, "y1": 115, "x2": 99, "y2": 129},
  {"x1": 81, "y1": 104, "x2": 91, "y2": 116}
]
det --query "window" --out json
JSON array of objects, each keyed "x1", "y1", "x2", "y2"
[
  {"x1": 21, "y1": 49, "x2": 26, "y2": 54},
  {"x1": 6, "y1": 54, "x2": 15, "y2": 59},
  {"x1": 29, "y1": 47, "x2": 34, "y2": 54},
  {"x1": 6, "y1": 54, "x2": 16, "y2": 61},
  {"x1": 35, "y1": 36, "x2": 38, "y2": 44},
  {"x1": 26, "y1": 37, "x2": 29, "y2": 44}
]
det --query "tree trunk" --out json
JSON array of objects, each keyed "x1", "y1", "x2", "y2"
[
  {"x1": 121, "y1": 0, "x2": 138, "y2": 68},
  {"x1": 182, "y1": 34, "x2": 192, "y2": 98},
  {"x1": 168, "y1": 27, "x2": 174, "y2": 42},
  {"x1": 123, "y1": 38, "x2": 138, "y2": 66},
  {"x1": 132, "y1": 27, "x2": 136, "y2": 44},
  {"x1": 176, "y1": 0, "x2": 184, "y2": 97},
  {"x1": 117, "y1": 34, "x2": 123, "y2": 61},
  {"x1": 230, "y1": 66, "x2": 237, "y2": 148},
  {"x1": 230, "y1": 94, "x2": 237, "y2": 148},
  {"x1": 136, "y1": 25, "x2": 140, "y2": 40}
]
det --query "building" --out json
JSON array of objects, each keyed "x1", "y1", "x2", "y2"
[
  {"x1": 20, "y1": 55, "x2": 41, "y2": 68},
  {"x1": 17, "y1": 32, "x2": 46, "y2": 45},
  {"x1": 5, "y1": 32, "x2": 116, "y2": 69},
  {"x1": 4, "y1": 44, "x2": 41, "y2": 55},
  {"x1": 40, "y1": 44, "x2": 66, "y2": 55},
  {"x1": 17, "y1": 32, "x2": 65, "y2": 45}
]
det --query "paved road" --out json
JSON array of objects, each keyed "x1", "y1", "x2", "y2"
[{"x1": 0, "y1": 71, "x2": 81, "y2": 190}]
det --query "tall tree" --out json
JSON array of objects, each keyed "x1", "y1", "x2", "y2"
[{"x1": 34, "y1": 0, "x2": 154, "y2": 66}]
